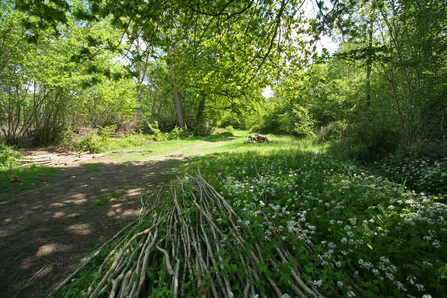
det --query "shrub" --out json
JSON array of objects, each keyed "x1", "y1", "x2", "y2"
[
  {"x1": 248, "y1": 124, "x2": 263, "y2": 134},
  {"x1": 333, "y1": 118, "x2": 401, "y2": 163},
  {"x1": 147, "y1": 121, "x2": 165, "y2": 141},
  {"x1": 167, "y1": 126, "x2": 182, "y2": 140},
  {"x1": 54, "y1": 127, "x2": 77, "y2": 149},
  {"x1": 0, "y1": 144, "x2": 22, "y2": 169},
  {"x1": 219, "y1": 113, "x2": 246, "y2": 129},
  {"x1": 225, "y1": 125, "x2": 235, "y2": 136},
  {"x1": 74, "y1": 131, "x2": 104, "y2": 153},
  {"x1": 319, "y1": 121, "x2": 347, "y2": 142},
  {"x1": 99, "y1": 124, "x2": 118, "y2": 139}
]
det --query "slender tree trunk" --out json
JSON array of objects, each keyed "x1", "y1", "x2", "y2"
[
  {"x1": 196, "y1": 93, "x2": 206, "y2": 127},
  {"x1": 134, "y1": 39, "x2": 150, "y2": 120},
  {"x1": 135, "y1": 84, "x2": 142, "y2": 119},
  {"x1": 366, "y1": 22, "x2": 373, "y2": 112},
  {"x1": 167, "y1": 42, "x2": 187, "y2": 131},
  {"x1": 174, "y1": 89, "x2": 186, "y2": 130}
]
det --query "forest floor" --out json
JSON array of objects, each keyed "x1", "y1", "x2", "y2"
[{"x1": 0, "y1": 139, "x2": 235, "y2": 298}]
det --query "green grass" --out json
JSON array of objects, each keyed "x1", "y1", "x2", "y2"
[
  {"x1": 88, "y1": 195, "x2": 115, "y2": 211},
  {"x1": 0, "y1": 131, "x2": 246, "y2": 198},
  {"x1": 0, "y1": 165, "x2": 63, "y2": 201},
  {"x1": 84, "y1": 164, "x2": 100, "y2": 173},
  {"x1": 104, "y1": 131, "x2": 248, "y2": 162},
  {"x1": 69, "y1": 127, "x2": 241, "y2": 154}
]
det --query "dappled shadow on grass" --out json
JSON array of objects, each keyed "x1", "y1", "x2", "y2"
[
  {"x1": 0, "y1": 166, "x2": 64, "y2": 201},
  {"x1": 0, "y1": 156, "x2": 188, "y2": 298}
]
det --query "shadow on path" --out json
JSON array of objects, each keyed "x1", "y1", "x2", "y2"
[{"x1": 0, "y1": 156, "x2": 189, "y2": 298}]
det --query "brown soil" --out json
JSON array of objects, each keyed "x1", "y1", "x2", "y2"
[{"x1": 0, "y1": 147, "x2": 201, "y2": 298}]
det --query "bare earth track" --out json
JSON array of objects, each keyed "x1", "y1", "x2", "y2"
[{"x1": 0, "y1": 142, "x2": 219, "y2": 298}]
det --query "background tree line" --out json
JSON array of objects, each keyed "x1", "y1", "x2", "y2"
[
  {"x1": 1, "y1": 0, "x2": 446, "y2": 163},
  {"x1": 0, "y1": 0, "x2": 138, "y2": 144},
  {"x1": 244, "y1": 0, "x2": 447, "y2": 162},
  {"x1": 2, "y1": 0, "x2": 308, "y2": 144}
]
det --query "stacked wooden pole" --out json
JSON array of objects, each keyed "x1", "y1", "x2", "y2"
[
  {"x1": 244, "y1": 133, "x2": 271, "y2": 143},
  {"x1": 15, "y1": 150, "x2": 154, "y2": 167}
]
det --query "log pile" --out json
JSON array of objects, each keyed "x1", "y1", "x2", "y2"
[
  {"x1": 50, "y1": 174, "x2": 358, "y2": 298},
  {"x1": 108, "y1": 149, "x2": 155, "y2": 155},
  {"x1": 244, "y1": 133, "x2": 271, "y2": 143},
  {"x1": 15, "y1": 150, "x2": 155, "y2": 167},
  {"x1": 15, "y1": 152, "x2": 106, "y2": 167}
]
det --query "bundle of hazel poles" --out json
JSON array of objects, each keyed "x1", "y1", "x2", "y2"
[{"x1": 49, "y1": 173, "x2": 363, "y2": 298}]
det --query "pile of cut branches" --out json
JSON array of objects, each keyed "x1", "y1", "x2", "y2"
[
  {"x1": 15, "y1": 150, "x2": 155, "y2": 168},
  {"x1": 15, "y1": 152, "x2": 105, "y2": 167},
  {"x1": 50, "y1": 174, "x2": 359, "y2": 298},
  {"x1": 244, "y1": 133, "x2": 271, "y2": 143}
]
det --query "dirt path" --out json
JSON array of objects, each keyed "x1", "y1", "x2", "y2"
[{"x1": 0, "y1": 141, "x2": 224, "y2": 298}]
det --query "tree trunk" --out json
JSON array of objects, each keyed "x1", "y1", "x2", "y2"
[
  {"x1": 167, "y1": 42, "x2": 187, "y2": 131},
  {"x1": 196, "y1": 93, "x2": 206, "y2": 127},
  {"x1": 135, "y1": 84, "x2": 142, "y2": 119},
  {"x1": 174, "y1": 89, "x2": 186, "y2": 130},
  {"x1": 366, "y1": 19, "x2": 373, "y2": 112}
]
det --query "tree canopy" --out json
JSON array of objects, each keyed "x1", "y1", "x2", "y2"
[{"x1": 1, "y1": 0, "x2": 446, "y2": 150}]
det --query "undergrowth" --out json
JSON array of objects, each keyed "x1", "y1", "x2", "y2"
[
  {"x1": 190, "y1": 147, "x2": 447, "y2": 297},
  {"x1": 71, "y1": 123, "x2": 183, "y2": 153},
  {"x1": 375, "y1": 150, "x2": 447, "y2": 200},
  {"x1": 0, "y1": 144, "x2": 22, "y2": 169}
]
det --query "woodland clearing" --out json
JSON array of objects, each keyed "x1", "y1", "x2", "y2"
[{"x1": 1, "y1": 134, "x2": 446, "y2": 298}]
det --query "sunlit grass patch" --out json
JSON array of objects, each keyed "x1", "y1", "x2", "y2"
[{"x1": 202, "y1": 135, "x2": 323, "y2": 156}]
